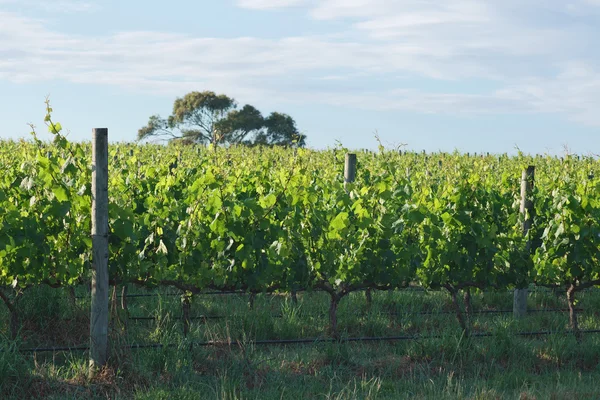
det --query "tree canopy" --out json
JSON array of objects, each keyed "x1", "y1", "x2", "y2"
[{"x1": 138, "y1": 91, "x2": 306, "y2": 147}]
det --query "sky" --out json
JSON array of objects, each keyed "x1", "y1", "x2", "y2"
[{"x1": 1, "y1": 0, "x2": 600, "y2": 155}]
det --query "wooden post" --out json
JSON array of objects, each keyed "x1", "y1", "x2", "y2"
[
  {"x1": 344, "y1": 153, "x2": 357, "y2": 191},
  {"x1": 514, "y1": 166, "x2": 535, "y2": 318},
  {"x1": 89, "y1": 128, "x2": 109, "y2": 378}
]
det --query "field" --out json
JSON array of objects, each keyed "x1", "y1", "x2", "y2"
[
  {"x1": 2, "y1": 117, "x2": 600, "y2": 398},
  {"x1": 3, "y1": 284, "x2": 600, "y2": 399}
]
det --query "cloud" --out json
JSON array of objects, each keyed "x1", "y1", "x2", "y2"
[{"x1": 1, "y1": 1, "x2": 600, "y2": 126}]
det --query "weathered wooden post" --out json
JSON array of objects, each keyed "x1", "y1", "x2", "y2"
[
  {"x1": 90, "y1": 128, "x2": 109, "y2": 378},
  {"x1": 514, "y1": 166, "x2": 535, "y2": 318},
  {"x1": 344, "y1": 153, "x2": 357, "y2": 191}
]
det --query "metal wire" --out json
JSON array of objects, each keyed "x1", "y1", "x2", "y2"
[
  {"x1": 10, "y1": 329, "x2": 600, "y2": 354},
  {"x1": 126, "y1": 308, "x2": 584, "y2": 321},
  {"x1": 71, "y1": 285, "x2": 600, "y2": 299}
]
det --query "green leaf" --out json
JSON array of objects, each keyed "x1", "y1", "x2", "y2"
[
  {"x1": 441, "y1": 212, "x2": 453, "y2": 224},
  {"x1": 113, "y1": 219, "x2": 135, "y2": 241},
  {"x1": 329, "y1": 212, "x2": 349, "y2": 231},
  {"x1": 260, "y1": 193, "x2": 277, "y2": 209},
  {"x1": 407, "y1": 209, "x2": 425, "y2": 223},
  {"x1": 52, "y1": 185, "x2": 69, "y2": 202},
  {"x1": 48, "y1": 122, "x2": 62, "y2": 133},
  {"x1": 554, "y1": 222, "x2": 565, "y2": 238}
]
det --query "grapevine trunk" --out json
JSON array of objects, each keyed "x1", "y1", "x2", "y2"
[
  {"x1": 448, "y1": 287, "x2": 469, "y2": 337},
  {"x1": 182, "y1": 295, "x2": 192, "y2": 337},
  {"x1": 567, "y1": 284, "x2": 581, "y2": 343},
  {"x1": 329, "y1": 294, "x2": 340, "y2": 340}
]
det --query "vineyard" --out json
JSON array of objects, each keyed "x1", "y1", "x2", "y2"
[{"x1": 2, "y1": 116, "x2": 600, "y2": 398}]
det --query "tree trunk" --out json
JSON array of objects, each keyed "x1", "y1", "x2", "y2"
[
  {"x1": 182, "y1": 295, "x2": 191, "y2": 337},
  {"x1": 449, "y1": 287, "x2": 469, "y2": 337},
  {"x1": 365, "y1": 288, "x2": 373, "y2": 307},
  {"x1": 290, "y1": 290, "x2": 298, "y2": 305},
  {"x1": 567, "y1": 284, "x2": 581, "y2": 343},
  {"x1": 463, "y1": 289, "x2": 472, "y2": 323},
  {"x1": 10, "y1": 308, "x2": 19, "y2": 341},
  {"x1": 0, "y1": 290, "x2": 20, "y2": 340},
  {"x1": 68, "y1": 287, "x2": 77, "y2": 308},
  {"x1": 248, "y1": 293, "x2": 256, "y2": 310},
  {"x1": 329, "y1": 294, "x2": 340, "y2": 340}
]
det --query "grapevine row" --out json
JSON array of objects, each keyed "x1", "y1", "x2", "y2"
[{"x1": 1, "y1": 118, "x2": 599, "y2": 341}]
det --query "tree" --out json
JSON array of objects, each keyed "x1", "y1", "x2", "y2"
[
  {"x1": 251, "y1": 112, "x2": 306, "y2": 147},
  {"x1": 216, "y1": 104, "x2": 264, "y2": 144},
  {"x1": 138, "y1": 91, "x2": 306, "y2": 147}
]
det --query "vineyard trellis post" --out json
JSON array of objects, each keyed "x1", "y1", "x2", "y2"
[
  {"x1": 344, "y1": 153, "x2": 357, "y2": 191},
  {"x1": 514, "y1": 165, "x2": 535, "y2": 318},
  {"x1": 89, "y1": 128, "x2": 110, "y2": 378}
]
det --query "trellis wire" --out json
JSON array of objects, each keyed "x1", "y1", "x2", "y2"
[{"x1": 9, "y1": 329, "x2": 600, "y2": 354}]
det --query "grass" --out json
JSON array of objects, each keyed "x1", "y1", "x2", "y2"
[{"x1": 2, "y1": 285, "x2": 600, "y2": 399}]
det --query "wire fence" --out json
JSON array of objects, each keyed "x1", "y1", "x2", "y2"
[
  {"x1": 3, "y1": 284, "x2": 595, "y2": 356},
  {"x1": 126, "y1": 308, "x2": 586, "y2": 321},
  {"x1": 2, "y1": 290, "x2": 594, "y2": 355},
  {"x1": 10, "y1": 329, "x2": 600, "y2": 354},
  {"x1": 70, "y1": 284, "x2": 597, "y2": 300}
]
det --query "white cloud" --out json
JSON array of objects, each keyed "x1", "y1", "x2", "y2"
[{"x1": 1, "y1": 1, "x2": 600, "y2": 126}]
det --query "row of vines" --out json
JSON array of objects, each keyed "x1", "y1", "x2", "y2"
[{"x1": 1, "y1": 109, "x2": 600, "y2": 341}]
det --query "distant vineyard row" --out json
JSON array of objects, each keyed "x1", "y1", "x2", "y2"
[{"x1": 1, "y1": 125, "x2": 599, "y2": 337}]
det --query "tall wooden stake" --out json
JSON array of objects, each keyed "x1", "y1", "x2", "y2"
[
  {"x1": 514, "y1": 166, "x2": 535, "y2": 318},
  {"x1": 90, "y1": 128, "x2": 109, "y2": 378},
  {"x1": 344, "y1": 153, "x2": 357, "y2": 191}
]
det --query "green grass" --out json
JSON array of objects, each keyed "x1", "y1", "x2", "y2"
[{"x1": 2, "y1": 285, "x2": 600, "y2": 399}]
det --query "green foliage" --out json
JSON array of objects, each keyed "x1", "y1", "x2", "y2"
[
  {"x1": 0, "y1": 100, "x2": 90, "y2": 289},
  {"x1": 533, "y1": 159, "x2": 600, "y2": 285},
  {"x1": 253, "y1": 112, "x2": 306, "y2": 147},
  {"x1": 3, "y1": 105, "x2": 600, "y2": 304}
]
